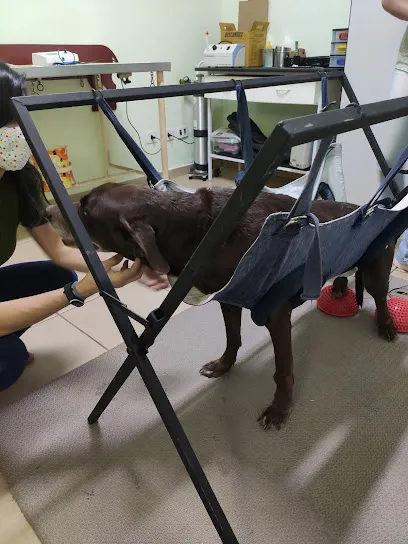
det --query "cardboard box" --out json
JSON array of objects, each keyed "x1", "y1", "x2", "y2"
[
  {"x1": 219, "y1": 21, "x2": 269, "y2": 67},
  {"x1": 289, "y1": 48, "x2": 306, "y2": 58},
  {"x1": 238, "y1": 0, "x2": 269, "y2": 32}
]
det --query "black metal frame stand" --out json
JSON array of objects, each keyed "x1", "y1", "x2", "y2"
[{"x1": 11, "y1": 70, "x2": 408, "y2": 543}]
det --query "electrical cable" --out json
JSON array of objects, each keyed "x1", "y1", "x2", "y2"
[
  {"x1": 389, "y1": 283, "x2": 408, "y2": 297},
  {"x1": 56, "y1": 50, "x2": 78, "y2": 65},
  {"x1": 168, "y1": 133, "x2": 194, "y2": 145},
  {"x1": 120, "y1": 80, "x2": 162, "y2": 156}
]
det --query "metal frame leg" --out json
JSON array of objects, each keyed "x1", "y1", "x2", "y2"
[
  {"x1": 342, "y1": 74, "x2": 399, "y2": 197},
  {"x1": 88, "y1": 348, "x2": 239, "y2": 543},
  {"x1": 207, "y1": 95, "x2": 213, "y2": 181},
  {"x1": 12, "y1": 71, "x2": 408, "y2": 544},
  {"x1": 88, "y1": 353, "x2": 137, "y2": 424},
  {"x1": 12, "y1": 99, "x2": 239, "y2": 544}
]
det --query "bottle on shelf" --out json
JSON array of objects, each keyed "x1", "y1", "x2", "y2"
[{"x1": 264, "y1": 41, "x2": 273, "y2": 67}]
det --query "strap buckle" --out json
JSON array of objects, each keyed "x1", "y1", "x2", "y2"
[
  {"x1": 283, "y1": 215, "x2": 309, "y2": 230},
  {"x1": 363, "y1": 204, "x2": 377, "y2": 219}
]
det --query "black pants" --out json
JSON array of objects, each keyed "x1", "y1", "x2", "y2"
[{"x1": 0, "y1": 261, "x2": 77, "y2": 390}]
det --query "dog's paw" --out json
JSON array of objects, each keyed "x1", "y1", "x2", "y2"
[
  {"x1": 378, "y1": 320, "x2": 398, "y2": 342},
  {"x1": 257, "y1": 404, "x2": 290, "y2": 431},
  {"x1": 200, "y1": 359, "x2": 233, "y2": 379}
]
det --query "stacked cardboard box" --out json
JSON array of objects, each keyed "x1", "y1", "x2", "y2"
[{"x1": 220, "y1": 0, "x2": 269, "y2": 67}]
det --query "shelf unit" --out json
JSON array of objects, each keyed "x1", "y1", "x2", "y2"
[
  {"x1": 203, "y1": 71, "x2": 342, "y2": 180},
  {"x1": 3, "y1": 47, "x2": 171, "y2": 196},
  {"x1": 210, "y1": 152, "x2": 308, "y2": 176}
]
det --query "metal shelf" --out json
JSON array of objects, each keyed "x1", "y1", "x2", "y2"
[
  {"x1": 210, "y1": 153, "x2": 306, "y2": 175},
  {"x1": 10, "y1": 62, "x2": 171, "y2": 80}
]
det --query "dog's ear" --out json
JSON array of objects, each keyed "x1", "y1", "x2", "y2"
[{"x1": 120, "y1": 218, "x2": 169, "y2": 274}]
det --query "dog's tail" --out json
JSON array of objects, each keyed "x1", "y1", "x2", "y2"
[{"x1": 355, "y1": 269, "x2": 364, "y2": 307}]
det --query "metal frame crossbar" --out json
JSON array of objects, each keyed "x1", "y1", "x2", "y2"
[{"x1": 11, "y1": 70, "x2": 408, "y2": 543}]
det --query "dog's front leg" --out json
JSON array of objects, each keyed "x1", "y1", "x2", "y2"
[
  {"x1": 200, "y1": 303, "x2": 242, "y2": 378},
  {"x1": 258, "y1": 302, "x2": 293, "y2": 431}
]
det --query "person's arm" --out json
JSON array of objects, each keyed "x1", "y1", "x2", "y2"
[
  {"x1": 383, "y1": 0, "x2": 408, "y2": 20},
  {"x1": 30, "y1": 222, "x2": 91, "y2": 273},
  {"x1": 0, "y1": 255, "x2": 142, "y2": 337},
  {"x1": 30, "y1": 222, "x2": 170, "y2": 289}
]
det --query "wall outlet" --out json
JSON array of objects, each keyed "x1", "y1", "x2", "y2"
[
  {"x1": 143, "y1": 130, "x2": 160, "y2": 145},
  {"x1": 144, "y1": 126, "x2": 190, "y2": 145},
  {"x1": 168, "y1": 126, "x2": 189, "y2": 140}
]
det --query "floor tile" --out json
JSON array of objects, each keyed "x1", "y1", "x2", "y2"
[
  {"x1": 391, "y1": 267, "x2": 408, "y2": 282},
  {"x1": 0, "y1": 473, "x2": 40, "y2": 544},
  {"x1": 0, "y1": 316, "x2": 105, "y2": 409},
  {"x1": 62, "y1": 282, "x2": 188, "y2": 349}
]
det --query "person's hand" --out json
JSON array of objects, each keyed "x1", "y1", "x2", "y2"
[
  {"x1": 139, "y1": 266, "x2": 169, "y2": 290},
  {"x1": 76, "y1": 255, "x2": 143, "y2": 298}
]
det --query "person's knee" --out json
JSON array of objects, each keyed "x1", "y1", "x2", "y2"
[
  {"x1": 0, "y1": 335, "x2": 28, "y2": 390},
  {"x1": 34, "y1": 261, "x2": 78, "y2": 290}
]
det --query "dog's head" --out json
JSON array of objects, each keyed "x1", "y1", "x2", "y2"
[
  {"x1": 46, "y1": 202, "x2": 79, "y2": 247},
  {"x1": 47, "y1": 183, "x2": 170, "y2": 274}
]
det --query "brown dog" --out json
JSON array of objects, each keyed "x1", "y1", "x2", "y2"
[{"x1": 47, "y1": 183, "x2": 397, "y2": 430}]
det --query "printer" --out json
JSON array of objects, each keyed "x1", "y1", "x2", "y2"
[{"x1": 203, "y1": 44, "x2": 245, "y2": 68}]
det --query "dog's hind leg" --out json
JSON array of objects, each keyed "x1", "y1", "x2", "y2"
[
  {"x1": 258, "y1": 302, "x2": 293, "y2": 431},
  {"x1": 200, "y1": 303, "x2": 242, "y2": 378},
  {"x1": 361, "y1": 242, "x2": 397, "y2": 342}
]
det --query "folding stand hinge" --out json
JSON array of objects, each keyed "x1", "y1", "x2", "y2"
[
  {"x1": 100, "y1": 290, "x2": 151, "y2": 329},
  {"x1": 126, "y1": 344, "x2": 148, "y2": 357},
  {"x1": 146, "y1": 308, "x2": 167, "y2": 329},
  {"x1": 346, "y1": 102, "x2": 366, "y2": 118}
]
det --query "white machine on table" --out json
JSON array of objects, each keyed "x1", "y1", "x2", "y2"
[
  {"x1": 203, "y1": 44, "x2": 245, "y2": 68},
  {"x1": 31, "y1": 50, "x2": 79, "y2": 66}
]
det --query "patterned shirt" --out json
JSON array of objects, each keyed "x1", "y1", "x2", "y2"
[{"x1": 397, "y1": 26, "x2": 408, "y2": 72}]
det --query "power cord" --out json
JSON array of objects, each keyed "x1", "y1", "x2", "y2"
[
  {"x1": 389, "y1": 284, "x2": 408, "y2": 297},
  {"x1": 120, "y1": 80, "x2": 162, "y2": 156},
  {"x1": 167, "y1": 132, "x2": 194, "y2": 145}
]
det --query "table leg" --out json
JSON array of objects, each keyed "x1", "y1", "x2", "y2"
[
  {"x1": 94, "y1": 74, "x2": 111, "y2": 176},
  {"x1": 207, "y1": 97, "x2": 213, "y2": 181},
  {"x1": 156, "y1": 71, "x2": 169, "y2": 179}
]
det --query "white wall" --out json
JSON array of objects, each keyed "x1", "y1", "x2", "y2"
[
  {"x1": 219, "y1": 0, "x2": 351, "y2": 56},
  {"x1": 267, "y1": 0, "x2": 351, "y2": 56},
  {"x1": 338, "y1": 0, "x2": 406, "y2": 204},
  {"x1": 0, "y1": 0, "x2": 226, "y2": 181}
]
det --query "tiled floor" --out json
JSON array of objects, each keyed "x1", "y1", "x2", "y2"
[{"x1": 1, "y1": 171, "x2": 408, "y2": 543}]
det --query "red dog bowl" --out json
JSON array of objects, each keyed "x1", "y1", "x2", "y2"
[
  {"x1": 317, "y1": 284, "x2": 359, "y2": 317},
  {"x1": 375, "y1": 297, "x2": 408, "y2": 333}
]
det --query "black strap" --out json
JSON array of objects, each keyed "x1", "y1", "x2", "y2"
[
  {"x1": 235, "y1": 74, "x2": 332, "y2": 186},
  {"x1": 362, "y1": 142, "x2": 408, "y2": 215},
  {"x1": 321, "y1": 73, "x2": 328, "y2": 111},
  {"x1": 236, "y1": 81, "x2": 254, "y2": 172},
  {"x1": 92, "y1": 89, "x2": 162, "y2": 186},
  {"x1": 234, "y1": 81, "x2": 254, "y2": 185}
]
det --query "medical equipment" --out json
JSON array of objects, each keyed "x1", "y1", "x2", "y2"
[
  {"x1": 31, "y1": 51, "x2": 79, "y2": 66},
  {"x1": 203, "y1": 44, "x2": 246, "y2": 68}
]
